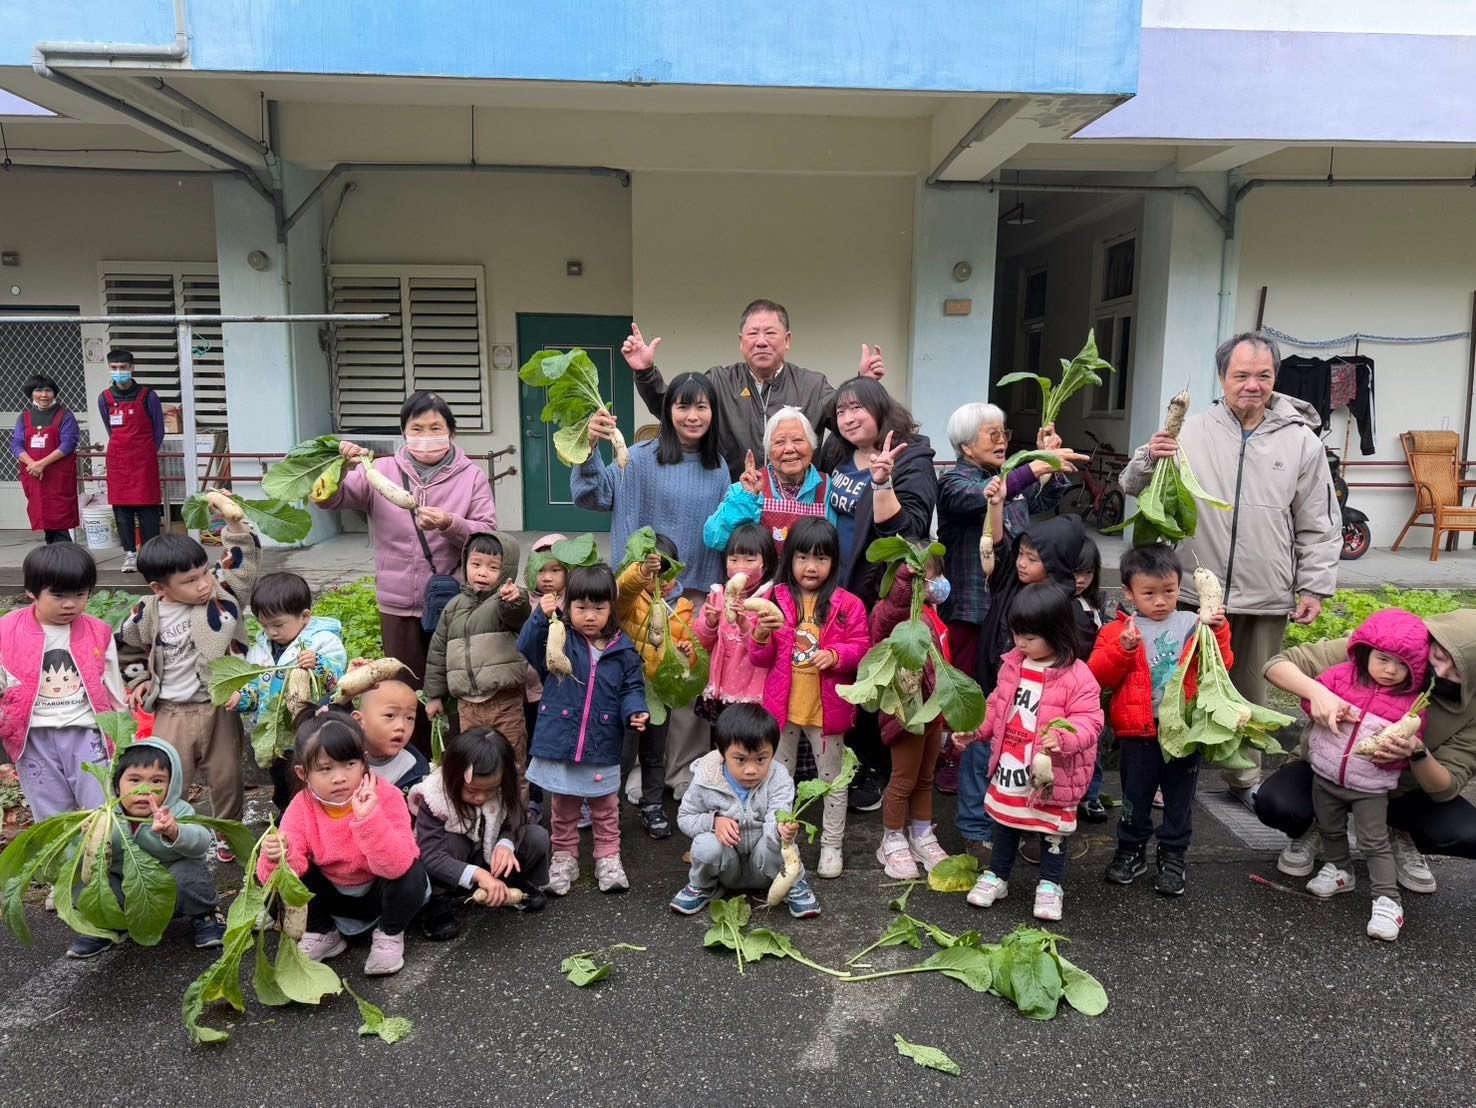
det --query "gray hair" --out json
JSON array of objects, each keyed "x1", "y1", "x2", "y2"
[
  {"x1": 1215, "y1": 332, "x2": 1281, "y2": 377},
  {"x1": 946, "y1": 401, "x2": 1007, "y2": 452},
  {"x1": 763, "y1": 406, "x2": 818, "y2": 454}
]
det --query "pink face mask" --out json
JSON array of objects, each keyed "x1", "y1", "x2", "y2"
[{"x1": 405, "y1": 435, "x2": 451, "y2": 462}]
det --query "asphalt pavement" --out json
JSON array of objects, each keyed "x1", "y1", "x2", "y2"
[{"x1": 1, "y1": 781, "x2": 1473, "y2": 1108}]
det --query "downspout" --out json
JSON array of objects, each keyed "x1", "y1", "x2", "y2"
[
  {"x1": 265, "y1": 99, "x2": 298, "y2": 439},
  {"x1": 1228, "y1": 174, "x2": 1476, "y2": 233}
]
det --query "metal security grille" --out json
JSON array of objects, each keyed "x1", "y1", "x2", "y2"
[
  {"x1": 0, "y1": 311, "x2": 86, "y2": 482},
  {"x1": 99, "y1": 265, "x2": 227, "y2": 431},
  {"x1": 329, "y1": 264, "x2": 488, "y2": 433}
]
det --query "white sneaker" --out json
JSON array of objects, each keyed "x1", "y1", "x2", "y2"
[
  {"x1": 121, "y1": 552, "x2": 138, "y2": 573},
  {"x1": 907, "y1": 827, "x2": 950, "y2": 873},
  {"x1": 43, "y1": 889, "x2": 55, "y2": 912},
  {"x1": 1277, "y1": 829, "x2": 1320, "y2": 877},
  {"x1": 547, "y1": 851, "x2": 579, "y2": 896},
  {"x1": 1032, "y1": 880, "x2": 1064, "y2": 921},
  {"x1": 594, "y1": 855, "x2": 629, "y2": 894},
  {"x1": 1392, "y1": 831, "x2": 1436, "y2": 894},
  {"x1": 817, "y1": 846, "x2": 843, "y2": 879},
  {"x1": 966, "y1": 872, "x2": 1008, "y2": 908},
  {"x1": 1306, "y1": 863, "x2": 1356, "y2": 898},
  {"x1": 1366, "y1": 895, "x2": 1404, "y2": 941},
  {"x1": 876, "y1": 832, "x2": 919, "y2": 880}
]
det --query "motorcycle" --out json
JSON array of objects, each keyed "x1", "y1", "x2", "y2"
[{"x1": 1326, "y1": 445, "x2": 1371, "y2": 560}]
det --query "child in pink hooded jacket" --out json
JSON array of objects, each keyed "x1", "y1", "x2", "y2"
[
  {"x1": 693, "y1": 524, "x2": 778, "y2": 719},
  {"x1": 965, "y1": 583, "x2": 1102, "y2": 923},
  {"x1": 1301, "y1": 607, "x2": 1429, "y2": 941}
]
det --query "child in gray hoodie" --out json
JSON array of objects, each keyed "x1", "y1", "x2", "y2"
[{"x1": 670, "y1": 703, "x2": 819, "y2": 919}]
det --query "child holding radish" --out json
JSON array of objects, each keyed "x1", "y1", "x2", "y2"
[
  {"x1": 693, "y1": 524, "x2": 779, "y2": 722},
  {"x1": 518, "y1": 565, "x2": 648, "y2": 895},
  {"x1": 748, "y1": 517, "x2": 870, "y2": 879},
  {"x1": 413, "y1": 727, "x2": 550, "y2": 941},
  {"x1": 671, "y1": 703, "x2": 815, "y2": 918},
  {"x1": 236, "y1": 572, "x2": 348, "y2": 811},
  {"x1": 615, "y1": 532, "x2": 696, "y2": 839},
  {"x1": 259, "y1": 709, "x2": 430, "y2": 977},
  {"x1": 966, "y1": 584, "x2": 1103, "y2": 921},
  {"x1": 1089, "y1": 545, "x2": 1230, "y2": 897},
  {"x1": 1298, "y1": 608, "x2": 1430, "y2": 940}
]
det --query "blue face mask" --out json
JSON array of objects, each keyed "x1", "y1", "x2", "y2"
[
  {"x1": 110, "y1": 371, "x2": 133, "y2": 387},
  {"x1": 925, "y1": 576, "x2": 951, "y2": 605}
]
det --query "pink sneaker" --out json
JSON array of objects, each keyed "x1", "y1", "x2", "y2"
[
  {"x1": 907, "y1": 828, "x2": 950, "y2": 873},
  {"x1": 364, "y1": 929, "x2": 405, "y2": 976},
  {"x1": 297, "y1": 929, "x2": 346, "y2": 962},
  {"x1": 876, "y1": 832, "x2": 919, "y2": 880}
]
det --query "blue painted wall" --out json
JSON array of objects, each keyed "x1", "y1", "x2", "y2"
[{"x1": 8, "y1": 0, "x2": 1139, "y2": 95}]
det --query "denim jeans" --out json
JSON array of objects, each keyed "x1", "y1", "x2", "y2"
[{"x1": 955, "y1": 740, "x2": 995, "y2": 843}]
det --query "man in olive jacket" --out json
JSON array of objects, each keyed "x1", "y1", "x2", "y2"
[
  {"x1": 1121, "y1": 332, "x2": 1340, "y2": 793},
  {"x1": 625, "y1": 298, "x2": 886, "y2": 478},
  {"x1": 1255, "y1": 609, "x2": 1476, "y2": 895}
]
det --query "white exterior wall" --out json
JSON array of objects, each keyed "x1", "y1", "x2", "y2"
[
  {"x1": 0, "y1": 172, "x2": 217, "y2": 528},
  {"x1": 1234, "y1": 186, "x2": 1476, "y2": 546},
  {"x1": 631, "y1": 170, "x2": 916, "y2": 414}
]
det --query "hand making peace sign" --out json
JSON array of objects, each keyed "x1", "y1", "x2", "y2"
[
  {"x1": 621, "y1": 322, "x2": 663, "y2": 372},
  {"x1": 868, "y1": 431, "x2": 907, "y2": 485},
  {"x1": 739, "y1": 450, "x2": 764, "y2": 495}
]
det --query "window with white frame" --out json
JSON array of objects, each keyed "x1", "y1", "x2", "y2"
[
  {"x1": 1005, "y1": 267, "x2": 1048, "y2": 414},
  {"x1": 1089, "y1": 235, "x2": 1134, "y2": 415},
  {"x1": 328, "y1": 264, "x2": 489, "y2": 433},
  {"x1": 97, "y1": 263, "x2": 227, "y2": 430}
]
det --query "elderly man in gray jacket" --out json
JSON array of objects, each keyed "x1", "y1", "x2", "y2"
[
  {"x1": 625, "y1": 298, "x2": 886, "y2": 478},
  {"x1": 1121, "y1": 331, "x2": 1341, "y2": 798}
]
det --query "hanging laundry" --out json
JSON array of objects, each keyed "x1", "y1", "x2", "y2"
[{"x1": 1276, "y1": 354, "x2": 1332, "y2": 431}]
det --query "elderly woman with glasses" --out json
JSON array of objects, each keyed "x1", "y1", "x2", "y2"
[{"x1": 936, "y1": 402, "x2": 1087, "y2": 678}]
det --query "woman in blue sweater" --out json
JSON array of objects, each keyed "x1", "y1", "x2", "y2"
[{"x1": 571, "y1": 371, "x2": 730, "y2": 799}]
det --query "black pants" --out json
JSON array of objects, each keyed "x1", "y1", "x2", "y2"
[
  {"x1": 112, "y1": 505, "x2": 161, "y2": 552},
  {"x1": 302, "y1": 860, "x2": 429, "y2": 937},
  {"x1": 847, "y1": 709, "x2": 891, "y2": 784},
  {"x1": 1118, "y1": 740, "x2": 1200, "y2": 852},
  {"x1": 270, "y1": 756, "x2": 295, "y2": 814},
  {"x1": 1255, "y1": 759, "x2": 1476, "y2": 859},
  {"x1": 428, "y1": 824, "x2": 552, "y2": 896},
  {"x1": 991, "y1": 823, "x2": 1067, "y2": 883},
  {"x1": 621, "y1": 718, "x2": 668, "y2": 809},
  {"x1": 44, "y1": 529, "x2": 73, "y2": 544}
]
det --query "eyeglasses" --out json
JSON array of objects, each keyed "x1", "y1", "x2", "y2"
[{"x1": 982, "y1": 427, "x2": 1012, "y2": 444}]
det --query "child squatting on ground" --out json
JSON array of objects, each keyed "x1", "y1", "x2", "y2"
[
  {"x1": 1298, "y1": 608, "x2": 1431, "y2": 940},
  {"x1": 233, "y1": 570, "x2": 348, "y2": 811},
  {"x1": 118, "y1": 517, "x2": 261, "y2": 856},
  {"x1": 517, "y1": 564, "x2": 648, "y2": 896},
  {"x1": 670, "y1": 702, "x2": 818, "y2": 918},
  {"x1": 1090, "y1": 545, "x2": 1230, "y2": 897},
  {"x1": 0, "y1": 543, "x2": 126, "y2": 822},
  {"x1": 66, "y1": 739, "x2": 226, "y2": 959},
  {"x1": 966, "y1": 583, "x2": 1103, "y2": 922},
  {"x1": 259, "y1": 710, "x2": 430, "y2": 977}
]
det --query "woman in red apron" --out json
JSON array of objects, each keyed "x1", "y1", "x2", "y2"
[
  {"x1": 97, "y1": 350, "x2": 164, "y2": 571},
  {"x1": 11, "y1": 374, "x2": 80, "y2": 544}
]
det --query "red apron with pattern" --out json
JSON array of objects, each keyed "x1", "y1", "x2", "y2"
[
  {"x1": 19, "y1": 408, "x2": 79, "y2": 531},
  {"x1": 103, "y1": 387, "x2": 162, "y2": 507},
  {"x1": 759, "y1": 470, "x2": 829, "y2": 548}
]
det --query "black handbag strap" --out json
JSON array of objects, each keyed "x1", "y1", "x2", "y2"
[{"x1": 398, "y1": 466, "x2": 442, "y2": 574}]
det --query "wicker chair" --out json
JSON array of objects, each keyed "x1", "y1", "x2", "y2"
[{"x1": 1390, "y1": 430, "x2": 1476, "y2": 560}]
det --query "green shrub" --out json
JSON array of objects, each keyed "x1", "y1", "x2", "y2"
[
  {"x1": 1284, "y1": 587, "x2": 1467, "y2": 647},
  {"x1": 314, "y1": 577, "x2": 383, "y2": 659}
]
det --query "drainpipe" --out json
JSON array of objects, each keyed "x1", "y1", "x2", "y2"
[
  {"x1": 145, "y1": 77, "x2": 270, "y2": 160},
  {"x1": 1, "y1": 162, "x2": 237, "y2": 180},
  {"x1": 1228, "y1": 175, "x2": 1476, "y2": 233},
  {"x1": 33, "y1": 0, "x2": 190, "y2": 64}
]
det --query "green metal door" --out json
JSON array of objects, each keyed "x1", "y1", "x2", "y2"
[{"x1": 517, "y1": 313, "x2": 635, "y2": 533}]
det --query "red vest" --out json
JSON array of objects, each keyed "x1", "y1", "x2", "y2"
[{"x1": 0, "y1": 608, "x2": 115, "y2": 760}]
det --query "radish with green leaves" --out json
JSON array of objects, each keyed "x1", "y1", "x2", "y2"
[
  {"x1": 995, "y1": 329, "x2": 1117, "y2": 430},
  {"x1": 519, "y1": 347, "x2": 629, "y2": 468},
  {"x1": 766, "y1": 747, "x2": 861, "y2": 906},
  {"x1": 1107, "y1": 389, "x2": 1231, "y2": 547}
]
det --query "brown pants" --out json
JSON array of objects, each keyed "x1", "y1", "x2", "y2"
[
  {"x1": 152, "y1": 700, "x2": 244, "y2": 820},
  {"x1": 1222, "y1": 613, "x2": 1289, "y2": 789},
  {"x1": 882, "y1": 718, "x2": 944, "y2": 830},
  {"x1": 457, "y1": 692, "x2": 528, "y2": 798},
  {"x1": 380, "y1": 613, "x2": 433, "y2": 756}
]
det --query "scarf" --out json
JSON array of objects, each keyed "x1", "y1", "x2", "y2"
[
  {"x1": 409, "y1": 771, "x2": 504, "y2": 863},
  {"x1": 407, "y1": 445, "x2": 457, "y2": 486}
]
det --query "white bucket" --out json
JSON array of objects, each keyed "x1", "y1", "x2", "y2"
[{"x1": 82, "y1": 504, "x2": 118, "y2": 550}]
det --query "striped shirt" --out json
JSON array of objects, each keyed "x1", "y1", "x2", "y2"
[{"x1": 985, "y1": 662, "x2": 1078, "y2": 834}]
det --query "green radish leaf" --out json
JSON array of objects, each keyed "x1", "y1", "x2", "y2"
[
  {"x1": 1001, "y1": 449, "x2": 1064, "y2": 475},
  {"x1": 208, "y1": 657, "x2": 292, "y2": 708},
  {"x1": 872, "y1": 914, "x2": 924, "y2": 952},
  {"x1": 863, "y1": 535, "x2": 914, "y2": 567},
  {"x1": 347, "y1": 981, "x2": 413, "y2": 1041},
  {"x1": 920, "y1": 652, "x2": 986, "y2": 734},
  {"x1": 561, "y1": 955, "x2": 612, "y2": 986},
  {"x1": 261, "y1": 436, "x2": 344, "y2": 503},
  {"x1": 994, "y1": 371, "x2": 1052, "y2": 390},
  {"x1": 117, "y1": 830, "x2": 176, "y2": 946},
  {"x1": 921, "y1": 945, "x2": 994, "y2": 993},
  {"x1": 552, "y1": 420, "x2": 595, "y2": 467},
  {"x1": 894, "y1": 1034, "x2": 962, "y2": 1076},
  {"x1": 249, "y1": 695, "x2": 297, "y2": 769},
  {"x1": 1176, "y1": 451, "x2": 1231, "y2": 510},
  {"x1": 889, "y1": 620, "x2": 932, "y2": 671},
  {"x1": 95, "y1": 710, "x2": 139, "y2": 754},
  {"x1": 1058, "y1": 957, "x2": 1109, "y2": 1016},
  {"x1": 76, "y1": 836, "x2": 127, "y2": 933},
  {"x1": 178, "y1": 816, "x2": 258, "y2": 876},
  {"x1": 926, "y1": 852, "x2": 980, "y2": 894},
  {"x1": 52, "y1": 813, "x2": 121, "y2": 942},
  {"x1": 273, "y1": 935, "x2": 345, "y2": 1004},
  {"x1": 253, "y1": 931, "x2": 291, "y2": 1007},
  {"x1": 739, "y1": 927, "x2": 798, "y2": 963}
]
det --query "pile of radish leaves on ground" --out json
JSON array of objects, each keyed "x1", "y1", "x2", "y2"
[{"x1": 0, "y1": 710, "x2": 409, "y2": 1046}]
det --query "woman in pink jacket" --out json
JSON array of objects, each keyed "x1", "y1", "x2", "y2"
[
  {"x1": 964, "y1": 583, "x2": 1103, "y2": 922},
  {"x1": 1299, "y1": 607, "x2": 1429, "y2": 941},
  {"x1": 315, "y1": 392, "x2": 495, "y2": 753},
  {"x1": 748, "y1": 518, "x2": 870, "y2": 880}
]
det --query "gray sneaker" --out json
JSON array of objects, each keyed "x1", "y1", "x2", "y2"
[
  {"x1": 120, "y1": 552, "x2": 138, "y2": 573},
  {"x1": 594, "y1": 855, "x2": 629, "y2": 894},
  {"x1": 1277, "y1": 829, "x2": 1320, "y2": 877},
  {"x1": 547, "y1": 851, "x2": 579, "y2": 896},
  {"x1": 1392, "y1": 831, "x2": 1436, "y2": 894}
]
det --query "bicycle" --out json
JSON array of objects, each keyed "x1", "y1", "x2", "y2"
[{"x1": 1059, "y1": 429, "x2": 1126, "y2": 533}]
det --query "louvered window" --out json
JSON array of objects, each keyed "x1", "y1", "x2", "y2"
[
  {"x1": 96, "y1": 264, "x2": 227, "y2": 430},
  {"x1": 328, "y1": 265, "x2": 488, "y2": 433}
]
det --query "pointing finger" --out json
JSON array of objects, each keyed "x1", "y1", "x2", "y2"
[{"x1": 631, "y1": 322, "x2": 643, "y2": 342}]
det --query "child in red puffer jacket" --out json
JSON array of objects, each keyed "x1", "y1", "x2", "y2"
[{"x1": 965, "y1": 583, "x2": 1102, "y2": 923}]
